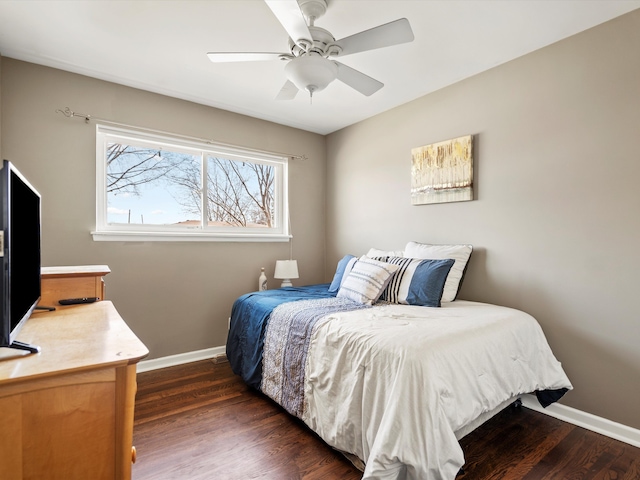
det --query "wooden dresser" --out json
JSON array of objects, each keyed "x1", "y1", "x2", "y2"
[
  {"x1": 40, "y1": 265, "x2": 111, "y2": 307},
  {"x1": 0, "y1": 300, "x2": 149, "y2": 479}
]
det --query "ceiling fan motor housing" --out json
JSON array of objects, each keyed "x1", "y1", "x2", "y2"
[{"x1": 289, "y1": 26, "x2": 341, "y2": 57}]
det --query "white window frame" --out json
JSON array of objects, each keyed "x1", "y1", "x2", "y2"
[{"x1": 93, "y1": 125, "x2": 290, "y2": 242}]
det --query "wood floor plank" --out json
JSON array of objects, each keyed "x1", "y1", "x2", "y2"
[
  {"x1": 459, "y1": 406, "x2": 575, "y2": 479},
  {"x1": 133, "y1": 360, "x2": 640, "y2": 479}
]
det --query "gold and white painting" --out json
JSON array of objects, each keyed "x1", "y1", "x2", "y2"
[{"x1": 411, "y1": 135, "x2": 473, "y2": 205}]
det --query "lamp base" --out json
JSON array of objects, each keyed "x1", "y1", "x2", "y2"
[{"x1": 280, "y1": 279, "x2": 293, "y2": 288}]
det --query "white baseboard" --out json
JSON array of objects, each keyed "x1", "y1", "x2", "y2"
[
  {"x1": 136, "y1": 346, "x2": 225, "y2": 373},
  {"x1": 136, "y1": 348, "x2": 640, "y2": 449},
  {"x1": 521, "y1": 394, "x2": 640, "y2": 448}
]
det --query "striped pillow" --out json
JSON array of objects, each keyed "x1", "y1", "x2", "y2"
[
  {"x1": 337, "y1": 256, "x2": 400, "y2": 305},
  {"x1": 379, "y1": 257, "x2": 455, "y2": 307}
]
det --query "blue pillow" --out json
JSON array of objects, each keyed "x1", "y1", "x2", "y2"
[
  {"x1": 381, "y1": 257, "x2": 455, "y2": 307},
  {"x1": 328, "y1": 254, "x2": 357, "y2": 293}
]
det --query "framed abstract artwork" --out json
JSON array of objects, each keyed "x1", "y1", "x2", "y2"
[{"x1": 411, "y1": 135, "x2": 473, "y2": 205}]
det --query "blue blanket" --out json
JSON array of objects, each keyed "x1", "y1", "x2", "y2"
[{"x1": 226, "y1": 284, "x2": 335, "y2": 389}]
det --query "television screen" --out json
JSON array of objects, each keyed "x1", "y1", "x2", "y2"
[
  {"x1": 0, "y1": 159, "x2": 41, "y2": 353},
  {"x1": 9, "y1": 168, "x2": 41, "y2": 332}
]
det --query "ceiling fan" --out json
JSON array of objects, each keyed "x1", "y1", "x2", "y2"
[{"x1": 207, "y1": 0, "x2": 414, "y2": 100}]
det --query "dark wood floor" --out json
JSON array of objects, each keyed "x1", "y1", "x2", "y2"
[{"x1": 133, "y1": 360, "x2": 640, "y2": 480}]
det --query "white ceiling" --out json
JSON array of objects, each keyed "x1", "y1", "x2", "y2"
[{"x1": 0, "y1": 1, "x2": 638, "y2": 135}]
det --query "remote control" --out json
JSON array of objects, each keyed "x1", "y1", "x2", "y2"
[{"x1": 58, "y1": 297, "x2": 99, "y2": 305}]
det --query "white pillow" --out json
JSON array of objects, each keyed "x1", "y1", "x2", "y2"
[
  {"x1": 366, "y1": 247, "x2": 404, "y2": 258},
  {"x1": 337, "y1": 256, "x2": 400, "y2": 305},
  {"x1": 403, "y1": 242, "x2": 473, "y2": 302}
]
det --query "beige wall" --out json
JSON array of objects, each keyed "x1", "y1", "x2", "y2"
[
  {"x1": 0, "y1": 59, "x2": 326, "y2": 360},
  {"x1": 326, "y1": 10, "x2": 640, "y2": 429}
]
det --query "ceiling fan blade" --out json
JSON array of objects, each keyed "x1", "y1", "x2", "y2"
[
  {"x1": 335, "y1": 62, "x2": 383, "y2": 96},
  {"x1": 276, "y1": 80, "x2": 299, "y2": 100},
  {"x1": 265, "y1": 0, "x2": 312, "y2": 48},
  {"x1": 207, "y1": 52, "x2": 287, "y2": 63},
  {"x1": 333, "y1": 18, "x2": 414, "y2": 57}
]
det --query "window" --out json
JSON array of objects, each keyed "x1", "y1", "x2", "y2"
[{"x1": 93, "y1": 125, "x2": 289, "y2": 242}]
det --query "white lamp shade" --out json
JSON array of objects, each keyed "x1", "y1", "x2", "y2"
[
  {"x1": 285, "y1": 55, "x2": 338, "y2": 94},
  {"x1": 274, "y1": 260, "x2": 299, "y2": 280}
]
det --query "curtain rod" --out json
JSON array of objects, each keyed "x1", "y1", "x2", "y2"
[{"x1": 55, "y1": 106, "x2": 307, "y2": 161}]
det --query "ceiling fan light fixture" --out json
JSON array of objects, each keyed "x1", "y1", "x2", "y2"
[{"x1": 284, "y1": 55, "x2": 338, "y2": 95}]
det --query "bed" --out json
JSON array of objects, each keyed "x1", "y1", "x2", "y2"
[{"x1": 226, "y1": 243, "x2": 572, "y2": 480}]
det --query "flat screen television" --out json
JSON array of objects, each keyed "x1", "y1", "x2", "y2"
[{"x1": 0, "y1": 159, "x2": 41, "y2": 354}]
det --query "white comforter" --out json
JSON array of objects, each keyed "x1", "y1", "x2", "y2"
[{"x1": 301, "y1": 300, "x2": 572, "y2": 480}]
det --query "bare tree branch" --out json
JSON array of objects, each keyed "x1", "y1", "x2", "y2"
[{"x1": 107, "y1": 142, "x2": 275, "y2": 227}]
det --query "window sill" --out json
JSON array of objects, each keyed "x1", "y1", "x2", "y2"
[{"x1": 91, "y1": 230, "x2": 291, "y2": 243}]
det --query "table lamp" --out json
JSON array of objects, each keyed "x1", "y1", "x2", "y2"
[{"x1": 274, "y1": 260, "x2": 299, "y2": 288}]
